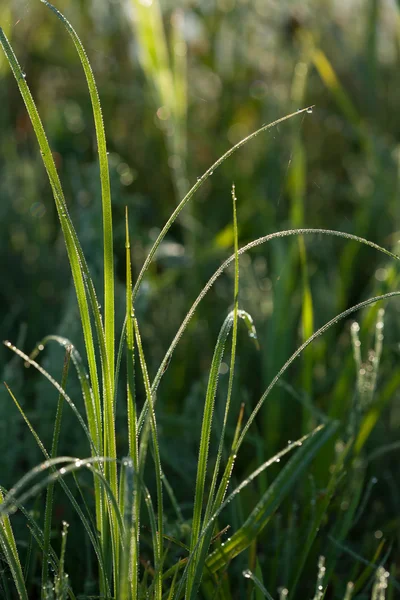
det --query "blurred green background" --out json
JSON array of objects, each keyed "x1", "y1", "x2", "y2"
[{"x1": 1, "y1": 0, "x2": 400, "y2": 596}]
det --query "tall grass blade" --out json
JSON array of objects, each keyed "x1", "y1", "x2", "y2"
[{"x1": 42, "y1": 346, "x2": 72, "y2": 598}]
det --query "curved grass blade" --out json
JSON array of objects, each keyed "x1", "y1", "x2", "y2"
[
  {"x1": 130, "y1": 107, "x2": 313, "y2": 303},
  {"x1": 0, "y1": 28, "x2": 112, "y2": 562},
  {"x1": 186, "y1": 311, "x2": 235, "y2": 600},
  {"x1": 205, "y1": 423, "x2": 337, "y2": 574},
  {"x1": 114, "y1": 107, "x2": 314, "y2": 390},
  {"x1": 0, "y1": 388, "x2": 112, "y2": 594},
  {"x1": 0, "y1": 27, "x2": 104, "y2": 452},
  {"x1": 39, "y1": 7, "x2": 117, "y2": 536},
  {"x1": 4, "y1": 343, "x2": 98, "y2": 457},
  {"x1": 0, "y1": 457, "x2": 121, "y2": 529},
  {"x1": 42, "y1": 345, "x2": 72, "y2": 596},
  {"x1": 175, "y1": 425, "x2": 333, "y2": 597},
  {"x1": 143, "y1": 228, "x2": 400, "y2": 428},
  {"x1": 0, "y1": 490, "x2": 28, "y2": 600},
  {"x1": 41, "y1": 0, "x2": 114, "y2": 383},
  {"x1": 29, "y1": 336, "x2": 100, "y2": 451}
]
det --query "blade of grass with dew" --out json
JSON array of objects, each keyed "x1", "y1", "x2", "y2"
[
  {"x1": 125, "y1": 208, "x2": 140, "y2": 600},
  {"x1": 54, "y1": 521, "x2": 69, "y2": 600},
  {"x1": 112, "y1": 108, "x2": 314, "y2": 394},
  {"x1": 145, "y1": 228, "x2": 400, "y2": 425},
  {"x1": 289, "y1": 439, "x2": 352, "y2": 595},
  {"x1": 119, "y1": 457, "x2": 134, "y2": 600},
  {"x1": 4, "y1": 344, "x2": 98, "y2": 457},
  {"x1": 42, "y1": 345, "x2": 72, "y2": 597},
  {"x1": 187, "y1": 184, "x2": 242, "y2": 598},
  {"x1": 0, "y1": 489, "x2": 28, "y2": 600},
  {"x1": 242, "y1": 569, "x2": 274, "y2": 600},
  {"x1": 175, "y1": 425, "x2": 333, "y2": 598},
  {"x1": 185, "y1": 311, "x2": 235, "y2": 600},
  {"x1": 205, "y1": 422, "x2": 337, "y2": 574},
  {"x1": 2, "y1": 387, "x2": 111, "y2": 594},
  {"x1": 185, "y1": 309, "x2": 257, "y2": 599},
  {"x1": 0, "y1": 458, "x2": 123, "y2": 543},
  {"x1": 40, "y1": 8, "x2": 117, "y2": 530},
  {"x1": 133, "y1": 316, "x2": 164, "y2": 600},
  {"x1": 41, "y1": 0, "x2": 114, "y2": 381},
  {"x1": 1, "y1": 484, "x2": 76, "y2": 600},
  {"x1": 38, "y1": 6, "x2": 119, "y2": 584},
  {"x1": 161, "y1": 289, "x2": 400, "y2": 533},
  {"x1": 29, "y1": 336, "x2": 100, "y2": 456},
  {"x1": 0, "y1": 28, "x2": 108, "y2": 559},
  {"x1": 0, "y1": 28, "x2": 103, "y2": 447}
]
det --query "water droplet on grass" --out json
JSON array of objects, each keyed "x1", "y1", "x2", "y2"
[
  {"x1": 306, "y1": 107, "x2": 313, "y2": 114},
  {"x1": 242, "y1": 569, "x2": 252, "y2": 579}
]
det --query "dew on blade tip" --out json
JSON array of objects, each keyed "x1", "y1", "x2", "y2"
[{"x1": 242, "y1": 569, "x2": 252, "y2": 579}]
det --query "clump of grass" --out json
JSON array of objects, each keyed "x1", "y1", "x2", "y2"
[{"x1": 0, "y1": 3, "x2": 399, "y2": 599}]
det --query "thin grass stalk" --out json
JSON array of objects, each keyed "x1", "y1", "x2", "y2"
[
  {"x1": 187, "y1": 184, "x2": 241, "y2": 598},
  {"x1": 2, "y1": 387, "x2": 111, "y2": 594},
  {"x1": 42, "y1": 0, "x2": 114, "y2": 378},
  {"x1": 133, "y1": 317, "x2": 164, "y2": 600},
  {"x1": 176, "y1": 425, "x2": 334, "y2": 597},
  {"x1": 40, "y1": 5, "x2": 117, "y2": 528},
  {"x1": 125, "y1": 208, "x2": 140, "y2": 599},
  {"x1": 42, "y1": 346, "x2": 72, "y2": 597},
  {"x1": 186, "y1": 312, "x2": 234, "y2": 599},
  {"x1": 0, "y1": 490, "x2": 28, "y2": 600},
  {"x1": 145, "y1": 228, "x2": 399, "y2": 427},
  {"x1": 0, "y1": 28, "x2": 107, "y2": 555}
]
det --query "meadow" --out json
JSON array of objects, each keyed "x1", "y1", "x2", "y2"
[{"x1": 0, "y1": 0, "x2": 400, "y2": 598}]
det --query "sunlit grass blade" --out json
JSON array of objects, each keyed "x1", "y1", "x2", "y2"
[
  {"x1": 0, "y1": 489, "x2": 28, "y2": 600},
  {"x1": 130, "y1": 107, "x2": 313, "y2": 304},
  {"x1": 29, "y1": 335, "x2": 101, "y2": 451},
  {"x1": 133, "y1": 316, "x2": 164, "y2": 600},
  {"x1": 42, "y1": 345, "x2": 72, "y2": 596},
  {"x1": 125, "y1": 208, "x2": 140, "y2": 600},
  {"x1": 41, "y1": 0, "x2": 114, "y2": 384},
  {"x1": 187, "y1": 185, "x2": 243, "y2": 598},
  {"x1": 242, "y1": 569, "x2": 274, "y2": 600},
  {"x1": 2, "y1": 385, "x2": 111, "y2": 593},
  {"x1": 146, "y1": 228, "x2": 399, "y2": 419},
  {"x1": 0, "y1": 27, "x2": 103, "y2": 450},
  {"x1": 4, "y1": 342, "x2": 98, "y2": 456},
  {"x1": 39, "y1": 8, "x2": 117, "y2": 537},
  {"x1": 113, "y1": 109, "x2": 315, "y2": 385},
  {"x1": 0, "y1": 27, "x2": 110, "y2": 563},
  {"x1": 205, "y1": 423, "x2": 337, "y2": 574},
  {"x1": 175, "y1": 426, "x2": 334, "y2": 598}
]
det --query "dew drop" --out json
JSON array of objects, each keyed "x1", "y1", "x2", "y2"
[
  {"x1": 4, "y1": 341, "x2": 11, "y2": 347},
  {"x1": 38, "y1": 344, "x2": 44, "y2": 351},
  {"x1": 275, "y1": 458, "x2": 280, "y2": 463},
  {"x1": 306, "y1": 106, "x2": 313, "y2": 114},
  {"x1": 242, "y1": 569, "x2": 252, "y2": 579}
]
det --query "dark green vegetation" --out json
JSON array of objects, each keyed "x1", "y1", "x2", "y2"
[{"x1": 1, "y1": 0, "x2": 400, "y2": 598}]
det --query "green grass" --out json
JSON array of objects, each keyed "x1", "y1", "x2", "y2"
[{"x1": 1, "y1": 1, "x2": 400, "y2": 599}]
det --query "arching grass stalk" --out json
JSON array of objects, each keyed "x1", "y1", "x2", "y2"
[{"x1": 143, "y1": 228, "x2": 399, "y2": 428}]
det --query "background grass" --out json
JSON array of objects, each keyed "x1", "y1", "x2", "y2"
[{"x1": 1, "y1": 0, "x2": 400, "y2": 598}]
